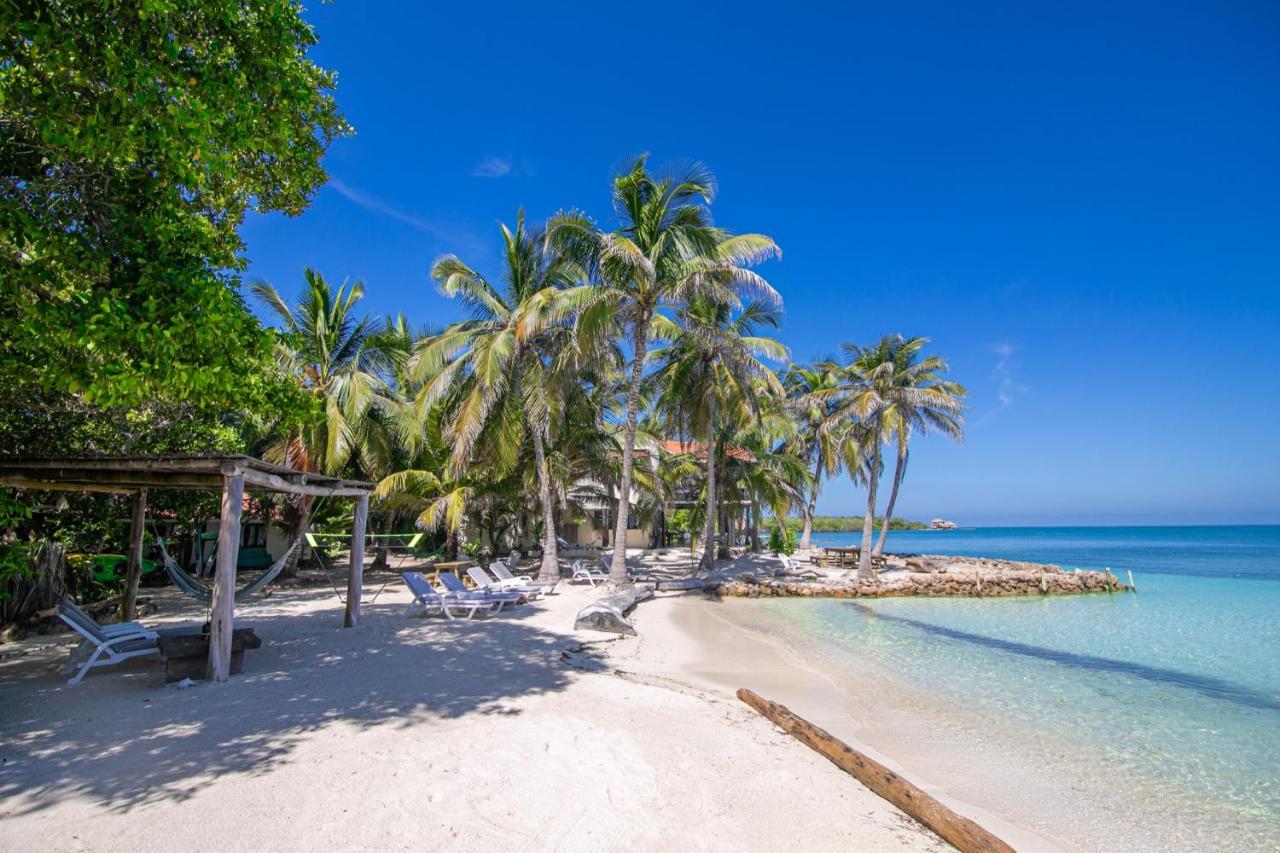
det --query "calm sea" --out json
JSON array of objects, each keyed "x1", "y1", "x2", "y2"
[{"x1": 764, "y1": 526, "x2": 1280, "y2": 849}]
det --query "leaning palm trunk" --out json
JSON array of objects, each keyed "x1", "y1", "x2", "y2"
[
  {"x1": 857, "y1": 438, "x2": 881, "y2": 580},
  {"x1": 700, "y1": 404, "x2": 717, "y2": 571},
  {"x1": 609, "y1": 322, "x2": 651, "y2": 582},
  {"x1": 799, "y1": 453, "x2": 823, "y2": 550},
  {"x1": 531, "y1": 429, "x2": 559, "y2": 582},
  {"x1": 281, "y1": 495, "x2": 312, "y2": 579},
  {"x1": 873, "y1": 443, "x2": 907, "y2": 556}
]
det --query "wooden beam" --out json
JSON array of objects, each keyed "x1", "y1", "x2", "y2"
[
  {"x1": 344, "y1": 494, "x2": 369, "y2": 627},
  {"x1": 119, "y1": 489, "x2": 147, "y2": 622},
  {"x1": 208, "y1": 470, "x2": 244, "y2": 682},
  {"x1": 737, "y1": 689, "x2": 1014, "y2": 853},
  {"x1": 239, "y1": 466, "x2": 373, "y2": 498}
]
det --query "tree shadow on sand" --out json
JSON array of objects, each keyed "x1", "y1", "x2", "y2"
[{"x1": 0, "y1": 590, "x2": 605, "y2": 816}]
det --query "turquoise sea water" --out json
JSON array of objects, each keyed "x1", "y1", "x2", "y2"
[{"x1": 772, "y1": 526, "x2": 1280, "y2": 848}]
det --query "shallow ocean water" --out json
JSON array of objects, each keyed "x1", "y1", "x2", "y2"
[{"x1": 761, "y1": 526, "x2": 1280, "y2": 849}]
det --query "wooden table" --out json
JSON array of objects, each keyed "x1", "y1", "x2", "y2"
[
  {"x1": 156, "y1": 626, "x2": 261, "y2": 683},
  {"x1": 423, "y1": 560, "x2": 476, "y2": 581},
  {"x1": 822, "y1": 546, "x2": 860, "y2": 568}
]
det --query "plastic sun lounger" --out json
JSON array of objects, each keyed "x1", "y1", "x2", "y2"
[
  {"x1": 571, "y1": 559, "x2": 608, "y2": 586},
  {"x1": 400, "y1": 572, "x2": 495, "y2": 621},
  {"x1": 436, "y1": 572, "x2": 522, "y2": 612},
  {"x1": 57, "y1": 601, "x2": 160, "y2": 685},
  {"x1": 466, "y1": 566, "x2": 543, "y2": 599},
  {"x1": 491, "y1": 560, "x2": 558, "y2": 593},
  {"x1": 490, "y1": 560, "x2": 533, "y2": 585}
]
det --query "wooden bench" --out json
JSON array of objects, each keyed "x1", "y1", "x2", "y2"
[{"x1": 156, "y1": 626, "x2": 262, "y2": 682}]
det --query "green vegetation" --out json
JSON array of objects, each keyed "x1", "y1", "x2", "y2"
[
  {"x1": 786, "y1": 516, "x2": 928, "y2": 533},
  {"x1": 0, "y1": 7, "x2": 967, "y2": 619}
]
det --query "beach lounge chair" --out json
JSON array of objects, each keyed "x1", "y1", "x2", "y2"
[
  {"x1": 400, "y1": 572, "x2": 495, "y2": 621},
  {"x1": 57, "y1": 601, "x2": 160, "y2": 685},
  {"x1": 466, "y1": 566, "x2": 543, "y2": 599},
  {"x1": 572, "y1": 559, "x2": 608, "y2": 585},
  {"x1": 490, "y1": 559, "x2": 534, "y2": 585},
  {"x1": 436, "y1": 571, "x2": 522, "y2": 612}
]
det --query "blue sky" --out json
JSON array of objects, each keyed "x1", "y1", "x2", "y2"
[{"x1": 241, "y1": 1, "x2": 1280, "y2": 525}]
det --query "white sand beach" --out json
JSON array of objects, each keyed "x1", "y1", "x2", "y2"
[{"x1": 0, "y1": 567, "x2": 949, "y2": 853}]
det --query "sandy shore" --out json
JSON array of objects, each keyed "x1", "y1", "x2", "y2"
[{"x1": 0, "y1": 572, "x2": 947, "y2": 852}]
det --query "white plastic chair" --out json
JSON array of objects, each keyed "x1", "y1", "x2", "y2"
[{"x1": 57, "y1": 601, "x2": 159, "y2": 685}]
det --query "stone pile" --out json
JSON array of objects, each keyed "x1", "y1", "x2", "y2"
[{"x1": 716, "y1": 566, "x2": 1126, "y2": 599}]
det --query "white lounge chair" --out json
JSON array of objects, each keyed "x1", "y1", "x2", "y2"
[
  {"x1": 466, "y1": 566, "x2": 543, "y2": 599},
  {"x1": 490, "y1": 559, "x2": 533, "y2": 585},
  {"x1": 572, "y1": 559, "x2": 608, "y2": 586},
  {"x1": 400, "y1": 572, "x2": 495, "y2": 621},
  {"x1": 57, "y1": 601, "x2": 160, "y2": 685},
  {"x1": 436, "y1": 572, "x2": 522, "y2": 612}
]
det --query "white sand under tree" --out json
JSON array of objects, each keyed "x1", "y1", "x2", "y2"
[{"x1": 0, "y1": 569, "x2": 946, "y2": 852}]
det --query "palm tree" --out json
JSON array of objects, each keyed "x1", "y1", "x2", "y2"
[
  {"x1": 651, "y1": 298, "x2": 787, "y2": 569},
  {"x1": 252, "y1": 269, "x2": 386, "y2": 574},
  {"x1": 550, "y1": 156, "x2": 780, "y2": 582},
  {"x1": 784, "y1": 362, "x2": 844, "y2": 550},
  {"x1": 871, "y1": 339, "x2": 965, "y2": 555},
  {"x1": 415, "y1": 212, "x2": 592, "y2": 581},
  {"x1": 822, "y1": 335, "x2": 965, "y2": 579}
]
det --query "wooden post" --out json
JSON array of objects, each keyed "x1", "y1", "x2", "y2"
[
  {"x1": 208, "y1": 470, "x2": 244, "y2": 682},
  {"x1": 737, "y1": 689, "x2": 1015, "y2": 853},
  {"x1": 119, "y1": 488, "x2": 148, "y2": 622},
  {"x1": 345, "y1": 494, "x2": 368, "y2": 627}
]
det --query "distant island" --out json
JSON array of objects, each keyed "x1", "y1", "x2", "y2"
[{"x1": 787, "y1": 516, "x2": 929, "y2": 533}]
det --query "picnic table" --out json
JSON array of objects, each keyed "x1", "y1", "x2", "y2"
[
  {"x1": 156, "y1": 626, "x2": 261, "y2": 683},
  {"x1": 822, "y1": 546, "x2": 860, "y2": 567},
  {"x1": 422, "y1": 560, "x2": 476, "y2": 581}
]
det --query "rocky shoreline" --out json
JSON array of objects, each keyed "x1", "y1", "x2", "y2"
[{"x1": 715, "y1": 553, "x2": 1130, "y2": 598}]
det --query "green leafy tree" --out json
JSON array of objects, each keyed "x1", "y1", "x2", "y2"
[
  {"x1": 651, "y1": 299, "x2": 787, "y2": 569},
  {"x1": 551, "y1": 156, "x2": 780, "y2": 581},
  {"x1": 251, "y1": 270, "x2": 387, "y2": 574},
  {"x1": 784, "y1": 362, "x2": 845, "y2": 550},
  {"x1": 417, "y1": 212, "x2": 594, "y2": 580},
  {"x1": 0, "y1": 0, "x2": 351, "y2": 408}
]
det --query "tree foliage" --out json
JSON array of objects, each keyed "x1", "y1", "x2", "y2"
[{"x1": 0, "y1": 0, "x2": 351, "y2": 408}]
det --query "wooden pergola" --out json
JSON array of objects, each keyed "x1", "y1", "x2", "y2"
[{"x1": 0, "y1": 454, "x2": 375, "y2": 682}]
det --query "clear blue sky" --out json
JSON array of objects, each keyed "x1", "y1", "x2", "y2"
[{"x1": 241, "y1": 1, "x2": 1280, "y2": 526}]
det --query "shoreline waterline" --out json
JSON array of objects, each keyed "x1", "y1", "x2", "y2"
[
  {"x1": 628, "y1": 594, "x2": 1063, "y2": 852},
  {"x1": 643, "y1": 586, "x2": 1280, "y2": 851}
]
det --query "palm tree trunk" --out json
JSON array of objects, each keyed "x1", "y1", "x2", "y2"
[
  {"x1": 750, "y1": 493, "x2": 762, "y2": 553},
  {"x1": 281, "y1": 495, "x2": 312, "y2": 579},
  {"x1": 609, "y1": 318, "x2": 651, "y2": 582},
  {"x1": 700, "y1": 397, "x2": 718, "y2": 570},
  {"x1": 531, "y1": 428, "x2": 560, "y2": 582},
  {"x1": 799, "y1": 451, "x2": 823, "y2": 550},
  {"x1": 873, "y1": 441, "x2": 908, "y2": 556},
  {"x1": 857, "y1": 435, "x2": 882, "y2": 580}
]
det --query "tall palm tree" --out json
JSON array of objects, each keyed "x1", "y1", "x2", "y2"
[
  {"x1": 871, "y1": 339, "x2": 965, "y2": 555},
  {"x1": 414, "y1": 212, "x2": 592, "y2": 581},
  {"x1": 550, "y1": 156, "x2": 780, "y2": 582},
  {"x1": 651, "y1": 298, "x2": 787, "y2": 569},
  {"x1": 822, "y1": 335, "x2": 965, "y2": 579},
  {"x1": 252, "y1": 269, "x2": 386, "y2": 574},
  {"x1": 784, "y1": 362, "x2": 844, "y2": 550}
]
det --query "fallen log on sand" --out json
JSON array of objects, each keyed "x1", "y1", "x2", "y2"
[
  {"x1": 574, "y1": 584, "x2": 654, "y2": 634},
  {"x1": 737, "y1": 688, "x2": 1014, "y2": 853}
]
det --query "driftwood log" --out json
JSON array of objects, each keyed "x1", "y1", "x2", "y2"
[
  {"x1": 574, "y1": 584, "x2": 654, "y2": 634},
  {"x1": 737, "y1": 688, "x2": 1014, "y2": 853}
]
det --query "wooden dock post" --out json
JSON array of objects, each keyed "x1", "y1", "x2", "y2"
[
  {"x1": 208, "y1": 467, "x2": 244, "y2": 682},
  {"x1": 1127, "y1": 569, "x2": 1136, "y2": 592}
]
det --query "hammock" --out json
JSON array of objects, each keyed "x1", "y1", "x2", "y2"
[
  {"x1": 156, "y1": 535, "x2": 303, "y2": 604},
  {"x1": 306, "y1": 531, "x2": 422, "y2": 604}
]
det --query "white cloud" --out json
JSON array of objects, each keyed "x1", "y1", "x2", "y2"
[
  {"x1": 328, "y1": 178, "x2": 487, "y2": 254},
  {"x1": 470, "y1": 157, "x2": 512, "y2": 178},
  {"x1": 991, "y1": 342, "x2": 1029, "y2": 406}
]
